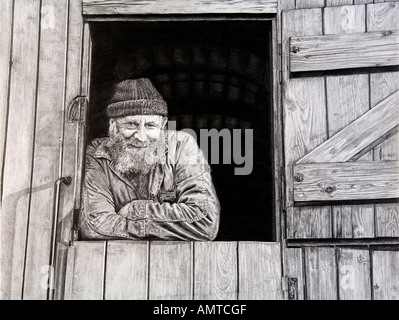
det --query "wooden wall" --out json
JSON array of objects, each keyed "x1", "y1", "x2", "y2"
[{"x1": 1, "y1": 0, "x2": 398, "y2": 300}]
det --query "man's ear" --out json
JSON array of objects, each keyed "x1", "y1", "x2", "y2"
[
  {"x1": 109, "y1": 118, "x2": 118, "y2": 136},
  {"x1": 162, "y1": 117, "x2": 168, "y2": 129}
]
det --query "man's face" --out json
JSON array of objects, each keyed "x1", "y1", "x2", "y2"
[
  {"x1": 108, "y1": 115, "x2": 167, "y2": 174},
  {"x1": 111, "y1": 115, "x2": 166, "y2": 147}
]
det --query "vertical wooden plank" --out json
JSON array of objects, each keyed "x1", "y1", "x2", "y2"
[
  {"x1": 337, "y1": 248, "x2": 371, "y2": 300},
  {"x1": 0, "y1": 0, "x2": 41, "y2": 300},
  {"x1": 68, "y1": 241, "x2": 106, "y2": 300},
  {"x1": 194, "y1": 242, "x2": 237, "y2": 300},
  {"x1": 238, "y1": 242, "x2": 283, "y2": 300},
  {"x1": 279, "y1": 0, "x2": 296, "y2": 10},
  {"x1": 324, "y1": 5, "x2": 374, "y2": 239},
  {"x1": 296, "y1": 0, "x2": 325, "y2": 9},
  {"x1": 368, "y1": 2, "x2": 399, "y2": 238},
  {"x1": 305, "y1": 247, "x2": 338, "y2": 300},
  {"x1": 22, "y1": 0, "x2": 69, "y2": 300},
  {"x1": 354, "y1": 0, "x2": 373, "y2": 4},
  {"x1": 283, "y1": 247, "x2": 305, "y2": 300},
  {"x1": 54, "y1": 0, "x2": 86, "y2": 300},
  {"x1": 149, "y1": 242, "x2": 192, "y2": 300},
  {"x1": 104, "y1": 241, "x2": 148, "y2": 300},
  {"x1": 282, "y1": 8, "x2": 331, "y2": 239},
  {"x1": 0, "y1": 0, "x2": 13, "y2": 200},
  {"x1": 372, "y1": 250, "x2": 399, "y2": 300}
]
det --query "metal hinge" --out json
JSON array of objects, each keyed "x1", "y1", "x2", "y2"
[{"x1": 282, "y1": 276, "x2": 298, "y2": 300}]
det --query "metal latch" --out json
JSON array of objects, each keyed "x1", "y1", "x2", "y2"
[
  {"x1": 282, "y1": 276, "x2": 299, "y2": 300},
  {"x1": 68, "y1": 96, "x2": 88, "y2": 123}
]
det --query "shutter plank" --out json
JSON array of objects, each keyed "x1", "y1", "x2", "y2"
[
  {"x1": 238, "y1": 242, "x2": 283, "y2": 300},
  {"x1": 372, "y1": 250, "x2": 399, "y2": 300},
  {"x1": 324, "y1": 5, "x2": 374, "y2": 239},
  {"x1": 297, "y1": 90, "x2": 399, "y2": 164},
  {"x1": 283, "y1": 248, "x2": 305, "y2": 300},
  {"x1": 194, "y1": 242, "x2": 238, "y2": 300},
  {"x1": 296, "y1": 0, "x2": 325, "y2": 9},
  {"x1": 22, "y1": 0, "x2": 69, "y2": 300},
  {"x1": 337, "y1": 248, "x2": 371, "y2": 300},
  {"x1": 294, "y1": 161, "x2": 399, "y2": 203},
  {"x1": 305, "y1": 247, "x2": 337, "y2": 300},
  {"x1": 282, "y1": 8, "x2": 331, "y2": 239},
  {"x1": 104, "y1": 241, "x2": 148, "y2": 300},
  {"x1": 82, "y1": 0, "x2": 278, "y2": 15},
  {"x1": 68, "y1": 241, "x2": 106, "y2": 300},
  {"x1": 368, "y1": 2, "x2": 399, "y2": 238},
  {"x1": 54, "y1": 0, "x2": 86, "y2": 300},
  {"x1": 149, "y1": 242, "x2": 192, "y2": 300},
  {"x1": 1, "y1": 0, "x2": 41, "y2": 300},
  {"x1": 289, "y1": 30, "x2": 399, "y2": 72}
]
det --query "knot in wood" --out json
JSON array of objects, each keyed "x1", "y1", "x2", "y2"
[
  {"x1": 294, "y1": 173, "x2": 304, "y2": 182},
  {"x1": 324, "y1": 186, "x2": 336, "y2": 194},
  {"x1": 291, "y1": 46, "x2": 300, "y2": 53},
  {"x1": 382, "y1": 30, "x2": 392, "y2": 36}
]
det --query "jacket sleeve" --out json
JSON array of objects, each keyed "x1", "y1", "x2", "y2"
[
  {"x1": 80, "y1": 142, "x2": 147, "y2": 240},
  {"x1": 123, "y1": 132, "x2": 220, "y2": 241}
]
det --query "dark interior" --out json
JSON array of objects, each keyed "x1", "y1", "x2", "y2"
[{"x1": 88, "y1": 20, "x2": 275, "y2": 241}]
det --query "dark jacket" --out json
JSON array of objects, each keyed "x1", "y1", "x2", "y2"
[{"x1": 80, "y1": 130, "x2": 220, "y2": 241}]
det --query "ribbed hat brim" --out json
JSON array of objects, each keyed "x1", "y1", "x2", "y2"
[{"x1": 107, "y1": 99, "x2": 168, "y2": 118}]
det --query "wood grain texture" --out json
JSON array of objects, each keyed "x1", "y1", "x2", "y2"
[
  {"x1": 337, "y1": 248, "x2": 371, "y2": 300},
  {"x1": 305, "y1": 247, "x2": 337, "y2": 300},
  {"x1": 324, "y1": 4, "x2": 374, "y2": 239},
  {"x1": 289, "y1": 30, "x2": 399, "y2": 72},
  {"x1": 295, "y1": 0, "x2": 325, "y2": 9},
  {"x1": 194, "y1": 242, "x2": 237, "y2": 300},
  {"x1": 294, "y1": 161, "x2": 399, "y2": 202},
  {"x1": 67, "y1": 241, "x2": 106, "y2": 300},
  {"x1": 22, "y1": 0, "x2": 69, "y2": 300},
  {"x1": 279, "y1": 0, "x2": 295, "y2": 10},
  {"x1": 149, "y1": 242, "x2": 192, "y2": 300},
  {"x1": 282, "y1": 248, "x2": 305, "y2": 300},
  {"x1": 368, "y1": 1, "x2": 399, "y2": 238},
  {"x1": 282, "y1": 8, "x2": 331, "y2": 239},
  {"x1": 54, "y1": 0, "x2": 86, "y2": 300},
  {"x1": 326, "y1": 0, "x2": 353, "y2": 6},
  {"x1": 104, "y1": 241, "x2": 148, "y2": 300},
  {"x1": 238, "y1": 242, "x2": 283, "y2": 300},
  {"x1": 82, "y1": 0, "x2": 278, "y2": 15},
  {"x1": 0, "y1": 0, "x2": 13, "y2": 202},
  {"x1": 372, "y1": 250, "x2": 399, "y2": 300},
  {"x1": 0, "y1": 0, "x2": 41, "y2": 300},
  {"x1": 297, "y1": 90, "x2": 399, "y2": 164}
]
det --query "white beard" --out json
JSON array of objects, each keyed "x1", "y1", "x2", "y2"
[{"x1": 107, "y1": 130, "x2": 167, "y2": 175}]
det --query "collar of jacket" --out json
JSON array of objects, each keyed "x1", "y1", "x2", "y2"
[{"x1": 93, "y1": 137, "x2": 166, "y2": 197}]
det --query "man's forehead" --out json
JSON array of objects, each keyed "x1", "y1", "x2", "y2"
[{"x1": 119, "y1": 115, "x2": 163, "y2": 123}]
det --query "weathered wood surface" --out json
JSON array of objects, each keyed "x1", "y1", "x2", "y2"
[
  {"x1": 66, "y1": 241, "x2": 106, "y2": 300},
  {"x1": 82, "y1": 0, "x2": 278, "y2": 15},
  {"x1": 305, "y1": 247, "x2": 337, "y2": 300},
  {"x1": 149, "y1": 242, "x2": 192, "y2": 300},
  {"x1": 0, "y1": 0, "x2": 13, "y2": 201},
  {"x1": 297, "y1": 90, "x2": 399, "y2": 164},
  {"x1": 22, "y1": 0, "x2": 69, "y2": 300},
  {"x1": 282, "y1": 248, "x2": 305, "y2": 300},
  {"x1": 337, "y1": 248, "x2": 371, "y2": 300},
  {"x1": 0, "y1": 0, "x2": 41, "y2": 300},
  {"x1": 55, "y1": 0, "x2": 86, "y2": 300},
  {"x1": 238, "y1": 242, "x2": 283, "y2": 300},
  {"x1": 324, "y1": 4, "x2": 374, "y2": 239},
  {"x1": 294, "y1": 161, "x2": 399, "y2": 203},
  {"x1": 282, "y1": 8, "x2": 331, "y2": 239},
  {"x1": 104, "y1": 241, "x2": 148, "y2": 300},
  {"x1": 194, "y1": 242, "x2": 237, "y2": 300},
  {"x1": 368, "y1": 2, "x2": 399, "y2": 238},
  {"x1": 295, "y1": 0, "x2": 325, "y2": 9},
  {"x1": 290, "y1": 30, "x2": 399, "y2": 73},
  {"x1": 372, "y1": 250, "x2": 399, "y2": 300}
]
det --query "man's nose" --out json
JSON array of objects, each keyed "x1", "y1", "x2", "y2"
[{"x1": 134, "y1": 125, "x2": 147, "y2": 143}]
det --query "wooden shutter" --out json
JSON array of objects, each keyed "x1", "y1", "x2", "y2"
[{"x1": 282, "y1": 2, "x2": 399, "y2": 239}]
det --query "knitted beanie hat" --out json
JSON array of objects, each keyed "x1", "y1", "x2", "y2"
[{"x1": 106, "y1": 78, "x2": 168, "y2": 118}]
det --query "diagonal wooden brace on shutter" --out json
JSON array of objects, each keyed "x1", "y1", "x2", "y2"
[{"x1": 293, "y1": 90, "x2": 399, "y2": 205}]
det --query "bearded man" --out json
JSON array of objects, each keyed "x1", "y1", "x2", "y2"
[{"x1": 80, "y1": 78, "x2": 220, "y2": 240}]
